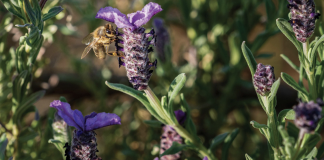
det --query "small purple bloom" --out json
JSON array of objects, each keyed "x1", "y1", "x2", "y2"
[
  {"x1": 253, "y1": 63, "x2": 275, "y2": 96},
  {"x1": 96, "y1": 3, "x2": 162, "y2": 91},
  {"x1": 203, "y1": 157, "x2": 208, "y2": 160},
  {"x1": 160, "y1": 125, "x2": 182, "y2": 160},
  {"x1": 174, "y1": 110, "x2": 186, "y2": 125},
  {"x1": 50, "y1": 100, "x2": 121, "y2": 131},
  {"x1": 293, "y1": 100, "x2": 322, "y2": 133}
]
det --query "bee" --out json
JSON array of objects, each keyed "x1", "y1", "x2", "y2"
[{"x1": 81, "y1": 23, "x2": 124, "y2": 59}]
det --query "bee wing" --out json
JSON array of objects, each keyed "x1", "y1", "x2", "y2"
[
  {"x1": 81, "y1": 38, "x2": 99, "y2": 59},
  {"x1": 82, "y1": 33, "x2": 94, "y2": 45}
]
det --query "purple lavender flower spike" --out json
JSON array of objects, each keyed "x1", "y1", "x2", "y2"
[
  {"x1": 160, "y1": 125, "x2": 183, "y2": 160},
  {"x1": 50, "y1": 100, "x2": 121, "y2": 160},
  {"x1": 96, "y1": 3, "x2": 162, "y2": 91},
  {"x1": 203, "y1": 157, "x2": 208, "y2": 160},
  {"x1": 293, "y1": 100, "x2": 322, "y2": 133},
  {"x1": 253, "y1": 63, "x2": 275, "y2": 96},
  {"x1": 174, "y1": 110, "x2": 186, "y2": 125},
  {"x1": 287, "y1": 0, "x2": 320, "y2": 43}
]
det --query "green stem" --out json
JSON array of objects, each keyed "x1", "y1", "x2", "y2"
[
  {"x1": 144, "y1": 87, "x2": 217, "y2": 160},
  {"x1": 303, "y1": 42, "x2": 317, "y2": 100}
]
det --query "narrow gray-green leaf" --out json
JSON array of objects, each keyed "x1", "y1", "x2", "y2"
[
  {"x1": 255, "y1": 53, "x2": 274, "y2": 59},
  {"x1": 310, "y1": 35, "x2": 324, "y2": 67},
  {"x1": 105, "y1": 82, "x2": 166, "y2": 124},
  {"x1": 276, "y1": 18, "x2": 303, "y2": 53},
  {"x1": 168, "y1": 73, "x2": 186, "y2": 123},
  {"x1": 23, "y1": 0, "x2": 37, "y2": 25},
  {"x1": 315, "y1": 118, "x2": 324, "y2": 133},
  {"x1": 222, "y1": 128, "x2": 239, "y2": 160},
  {"x1": 268, "y1": 78, "x2": 280, "y2": 102},
  {"x1": 281, "y1": 72, "x2": 309, "y2": 100},
  {"x1": 280, "y1": 54, "x2": 299, "y2": 73},
  {"x1": 250, "y1": 121, "x2": 268, "y2": 129},
  {"x1": 1, "y1": 0, "x2": 25, "y2": 20},
  {"x1": 242, "y1": 41, "x2": 257, "y2": 76},
  {"x1": 277, "y1": 109, "x2": 295, "y2": 127},
  {"x1": 305, "y1": 147, "x2": 317, "y2": 159},
  {"x1": 43, "y1": 6, "x2": 63, "y2": 21},
  {"x1": 209, "y1": 132, "x2": 229, "y2": 150},
  {"x1": 160, "y1": 142, "x2": 190, "y2": 156}
]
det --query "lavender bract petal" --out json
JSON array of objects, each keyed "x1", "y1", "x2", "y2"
[
  {"x1": 50, "y1": 100, "x2": 83, "y2": 130},
  {"x1": 73, "y1": 110, "x2": 85, "y2": 131},
  {"x1": 85, "y1": 112, "x2": 121, "y2": 131},
  {"x1": 127, "y1": 2, "x2": 162, "y2": 28},
  {"x1": 96, "y1": 7, "x2": 135, "y2": 30},
  {"x1": 203, "y1": 157, "x2": 208, "y2": 160}
]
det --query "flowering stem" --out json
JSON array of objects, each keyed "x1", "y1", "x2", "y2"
[
  {"x1": 291, "y1": 129, "x2": 306, "y2": 160},
  {"x1": 144, "y1": 87, "x2": 216, "y2": 160},
  {"x1": 303, "y1": 42, "x2": 317, "y2": 101}
]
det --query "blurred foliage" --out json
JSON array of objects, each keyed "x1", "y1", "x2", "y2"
[{"x1": 0, "y1": 0, "x2": 323, "y2": 160}]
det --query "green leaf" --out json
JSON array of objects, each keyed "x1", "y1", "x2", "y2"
[
  {"x1": 268, "y1": 78, "x2": 280, "y2": 102},
  {"x1": 31, "y1": 0, "x2": 41, "y2": 26},
  {"x1": 310, "y1": 35, "x2": 324, "y2": 67},
  {"x1": 281, "y1": 72, "x2": 309, "y2": 101},
  {"x1": 43, "y1": 6, "x2": 63, "y2": 21},
  {"x1": 0, "y1": 133, "x2": 8, "y2": 160},
  {"x1": 0, "y1": 0, "x2": 25, "y2": 20},
  {"x1": 305, "y1": 147, "x2": 317, "y2": 159},
  {"x1": 280, "y1": 54, "x2": 299, "y2": 73},
  {"x1": 250, "y1": 121, "x2": 270, "y2": 140},
  {"x1": 143, "y1": 120, "x2": 163, "y2": 128},
  {"x1": 222, "y1": 128, "x2": 239, "y2": 160},
  {"x1": 105, "y1": 82, "x2": 166, "y2": 124},
  {"x1": 59, "y1": 96, "x2": 68, "y2": 102},
  {"x1": 277, "y1": 109, "x2": 295, "y2": 127},
  {"x1": 300, "y1": 133, "x2": 321, "y2": 158},
  {"x1": 241, "y1": 41, "x2": 257, "y2": 76},
  {"x1": 209, "y1": 132, "x2": 229, "y2": 150},
  {"x1": 229, "y1": 32, "x2": 241, "y2": 66},
  {"x1": 255, "y1": 53, "x2": 274, "y2": 59},
  {"x1": 245, "y1": 154, "x2": 254, "y2": 160},
  {"x1": 24, "y1": 0, "x2": 37, "y2": 26},
  {"x1": 13, "y1": 90, "x2": 45, "y2": 124},
  {"x1": 168, "y1": 73, "x2": 186, "y2": 123},
  {"x1": 315, "y1": 61, "x2": 324, "y2": 96},
  {"x1": 160, "y1": 142, "x2": 190, "y2": 156},
  {"x1": 287, "y1": 122, "x2": 299, "y2": 140},
  {"x1": 276, "y1": 18, "x2": 303, "y2": 53},
  {"x1": 264, "y1": 0, "x2": 276, "y2": 27}
]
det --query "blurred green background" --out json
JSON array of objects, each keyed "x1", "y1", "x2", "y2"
[{"x1": 0, "y1": 0, "x2": 324, "y2": 159}]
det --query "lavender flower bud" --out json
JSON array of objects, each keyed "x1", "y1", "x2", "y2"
[
  {"x1": 153, "y1": 18, "x2": 170, "y2": 62},
  {"x1": 160, "y1": 125, "x2": 183, "y2": 160},
  {"x1": 122, "y1": 27, "x2": 157, "y2": 90},
  {"x1": 293, "y1": 100, "x2": 322, "y2": 133},
  {"x1": 287, "y1": 0, "x2": 320, "y2": 43},
  {"x1": 71, "y1": 130, "x2": 101, "y2": 160},
  {"x1": 253, "y1": 63, "x2": 275, "y2": 96},
  {"x1": 52, "y1": 113, "x2": 69, "y2": 144}
]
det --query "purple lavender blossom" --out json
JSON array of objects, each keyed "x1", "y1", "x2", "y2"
[
  {"x1": 293, "y1": 100, "x2": 322, "y2": 133},
  {"x1": 50, "y1": 100, "x2": 121, "y2": 160},
  {"x1": 153, "y1": 18, "x2": 170, "y2": 62},
  {"x1": 203, "y1": 157, "x2": 208, "y2": 160},
  {"x1": 158, "y1": 110, "x2": 186, "y2": 160},
  {"x1": 253, "y1": 63, "x2": 275, "y2": 96},
  {"x1": 96, "y1": 2, "x2": 162, "y2": 90},
  {"x1": 287, "y1": 0, "x2": 320, "y2": 43}
]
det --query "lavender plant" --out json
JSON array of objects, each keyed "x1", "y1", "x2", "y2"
[
  {"x1": 96, "y1": 2, "x2": 238, "y2": 160},
  {"x1": 242, "y1": 0, "x2": 324, "y2": 159},
  {"x1": 0, "y1": 0, "x2": 62, "y2": 159}
]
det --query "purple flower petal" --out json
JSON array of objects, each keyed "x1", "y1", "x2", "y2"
[
  {"x1": 203, "y1": 156, "x2": 208, "y2": 160},
  {"x1": 96, "y1": 7, "x2": 134, "y2": 30},
  {"x1": 174, "y1": 110, "x2": 186, "y2": 125},
  {"x1": 127, "y1": 2, "x2": 162, "y2": 28},
  {"x1": 50, "y1": 100, "x2": 83, "y2": 130},
  {"x1": 73, "y1": 110, "x2": 85, "y2": 130},
  {"x1": 85, "y1": 112, "x2": 121, "y2": 131}
]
